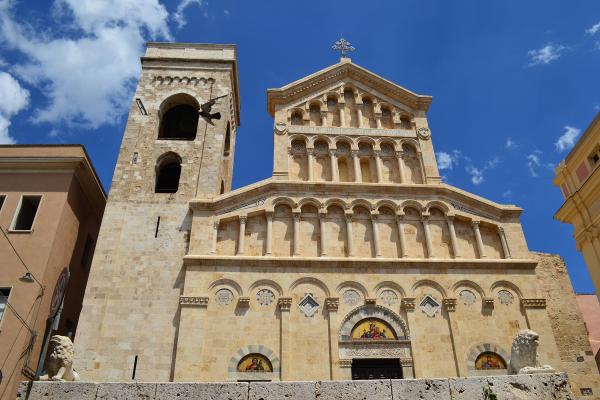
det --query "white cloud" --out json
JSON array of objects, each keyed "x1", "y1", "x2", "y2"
[
  {"x1": 505, "y1": 137, "x2": 517, "y2": 149},
  {"x1": 174, "y1": 0, "x2": 204, "y2": 28},
  {"x1": 502, "y1": 190, "x2": 514, "y2": 199},
  {"x1": 527, "y1": 43, "x2": 566, "y2": 66},
  {"x1": 0, "y1": 71, "x2": 30, "y2": 143},
  {"x1": 526, "y1": 150, "x2": 554, "y2": 177},
  {"x1": 436, "y1": 152, "x2": 455, "y2": 170},
  {"x1": 436, "y1": 149, "x2": 498, "y2": 185},
  {"x1": 0, "y1": 0, "x2": 171, "y2": 129},
  {"x1": 594, "y1": 103, "x2": 600, "y2": 111},
  {"x1": 587, "y1": 21, "x2": 600, "y2": 35},
  {"x1": 224, "y1": 9, "x2": 229, "y2": 15},
  {"x1": 554, "y1": 125, "x2": 581, "y2": 152},
  {"x1": 466, "y1": 166, "x2": 484, "y2": 185}
]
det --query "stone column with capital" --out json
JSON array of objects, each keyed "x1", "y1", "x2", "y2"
[
  {"x1": 265, "y1": 212, "x2": 273, "y2": 256},
  {"x1": 352, "y1": 150, "x2": 362, "y2": 183},
  {"x1": 375, "y1": 113, "x2": 382, "y2": 129},
  {"x1": 472, "y1": 221, "x2": 486, "y2": 258},
  {"x1": 345, "y1": 213, "x2": 355, "y2": 257},
  {"x1": 325, "y1": 298, "x2": 341, "y2": 379},
  {"x1": 211, "y1": 220, "x2": 219, "y2": 254},
  {"x1": 174, "y1": 296, "x2": 209, "y2": 380},
  {"x1": 321, "y1": 111, "x2": 328, "y2": 127},
  {"x1": 447, "y1": 217, "x2": 460, "y2": 258},
  {"x1": 443, "y1": 298, "x2": 461, "y2": 377},
  {"x1": 278, "y1": 297, "x2": 292, "y2": 381},
  {"x1": 357, "y1": 107, "x2": 363, "y2": 128},
  {"x1": 396, "y1": 151, "x2": 406, "y2": 184},
  {"x1": 330, "y1": 150, "x2": 339, "y2": 182},
  {"x1": 307, "y1": 148, "x2": 315, "y2": 181},
  {"x1": 422, "y1": 216, "x2": 434, "y2": 258},
  {"x1": 401, "y1": 298, "x2": 418, "y2": 378},
  {"x1": 497, "y1": 226, "x2": 511, "y2": 259},
  {"x1": 374, "y1": 150, "x2": 383, "y2": 183},
  {"x1": 237, "y1": 216, "x2": 246, "y2": 255},
  {"x1": 293, "y1": 212, "x2": 301, "y2": 256},
  {"x1": 319, "y1": 211, "x2": 327, "y2": 256},
  {"x1": 338, "y1": 108, "x2": 345, "y2": 127},
  {"x1": 396, "y1": 215, "x2": 408, "y2": 258},
  {"x1": 371, "y1": 214, "x2": 382, "y2": 258}
]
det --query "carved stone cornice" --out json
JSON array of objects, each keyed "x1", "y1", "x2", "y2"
[
  {"x1": 443, "y1": 298, "x2": 457, "y2": 312},
  {"x1": 521, "y1": 298, "x2": 547, "y2": 309},
  {"x1": 278, "y1": 297, "x2": 292, "y2": 312},
  {"x1": 483, "y1": 297, "x2": 494, "y2": 308},
  {"x1": 237, "y1": 297, "x2": 250, "y2": 308},
  {"x1": 364, "y1": 298, "x2": 377, "y2": 305},
  {"x1": 180, "y1": 296, "x2": 209, "y2": 307},
  {"x1": 401, "y1": 298, "x2": 416, "y2": 312},
  {"x1": 400, "y1": 358, "x2": 413, "y2": 367},
  {"x1": 339, "y1": 359, "x2": 352, "y2": 368},
  {"x1": 325, "y1": 297, "x2": 340, "y2": 311}
]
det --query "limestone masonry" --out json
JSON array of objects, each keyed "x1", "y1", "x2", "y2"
[{"x1": 73, "y1": 42, "x2": 600, "y2": 399}]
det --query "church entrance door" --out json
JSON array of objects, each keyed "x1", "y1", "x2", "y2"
[{"x1": 351, "y1": 359, "x2": 402, "y2": 380}]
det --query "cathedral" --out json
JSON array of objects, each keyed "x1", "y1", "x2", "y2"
[{"x1": 73, "y1": 42, "x2": 600, "y2": 396}]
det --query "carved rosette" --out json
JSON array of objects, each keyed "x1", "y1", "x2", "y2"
[
  {"x1": 521, "y1": 298, "x2": 547, "y2": 309},
  {"x1": 416, "y1": 127, "x2": 431, "y2": 140},
  {"x1": 180, "y1": 296, "x2": 209, "y2": 307},
  {"x1": 274, "y1": 122, "x2": 288, "y2": 135}
]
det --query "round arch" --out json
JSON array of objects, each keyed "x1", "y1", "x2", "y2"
[
  {"x1": 339, "y1": 305, "x2": 409, "y2": 340},
  {"x1": 228, "y1": 345, "x2": 280, "y2": 381}
]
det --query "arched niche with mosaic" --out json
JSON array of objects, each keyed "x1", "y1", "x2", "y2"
[
  {"x1": 228, "y1": 345, "x2": 280, "y2": 381},
  {"x1": 351, "y1": 318, "x2": 397, "y2": 340},
  {"x1": 339, "y1": 305, "x2": 409, "y2": 341},
  {"x1": 466, "y1": 343, "x2": 509, "y2": 376}
]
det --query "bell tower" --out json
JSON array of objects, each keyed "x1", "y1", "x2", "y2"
[{"x1": 74, "y1": 43, "x2": 240, "y2": 381}]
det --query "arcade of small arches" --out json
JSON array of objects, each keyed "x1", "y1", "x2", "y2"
[
  {"x1": 213, "y1": 198, "x2": 511, "y2": 260},
  {"x1": 287, "y1": 87, "x2": 413, "y2": 130},
  {"x1": 288, "y1": 135, "x2": 424, "y2": 184}
]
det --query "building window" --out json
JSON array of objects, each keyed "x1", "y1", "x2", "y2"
[
  {"x1": 224, "y1": 123, "x2": 231, "y2": 156},
  {"x1": 0, "y1": 288, "x2": 10, "y2": 323},
  {"x1": 11, "y1": 195, "x2": 41, "y2": 231},
  {"x1": 158, "y1": 94, "x2": 200, "y2": 140},
  {"x1": 155, "y1": 153, "x2": 182, "y2": 193},
  {"x1": 0, "y1": 195, "x2": 5, "y2": 212},
  {"x1": 81, "y1": 236, "x2": 94, "y2": 270},
  {"x1": 589, "y1": 147, "x2": 600, "y2": 168}
]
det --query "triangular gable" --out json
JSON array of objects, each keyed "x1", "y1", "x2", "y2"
[{"x1": 267, "y1": 58, "x2": 432, "y2": 116}]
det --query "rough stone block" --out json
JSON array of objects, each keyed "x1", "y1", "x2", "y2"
[
  {"x1": 249, "y1": 381, "x2": 315, "y2": 400},
  {"x1": 391, "y1": 378, "x2": 450, "y2": 400},
  {"x1": 17, "y1": 381, "x2": 98, "y2": 400},
  {"x1": 316, "y1": 380, "x2": 391, "y2": 400},
  {"x1": 97, "y1": 382, "x2": 157, "y2": 399},
  {"x1": 155, "y1": 382, "x2": 248, "y2": 400}
]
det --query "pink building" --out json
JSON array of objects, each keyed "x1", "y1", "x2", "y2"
[{"x1": 576, "y1": 294, "x2": 600, "y2": 371}]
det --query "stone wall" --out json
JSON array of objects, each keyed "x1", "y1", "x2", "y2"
[{"x1": 17, "y1": 373, "x2": 575, "y2": 400}]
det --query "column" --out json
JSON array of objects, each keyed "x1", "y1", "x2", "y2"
[
  {"x1": 278, "y1": 298, "x2": 292, "y2": 380},
  {"x1": 443, "y1": 299, "x2": 461, "y2": 377},
  {"x1": 265, "y1": 212, "x2": 273, "y2": 256},
  {"x1": 325, "y1": 298, "x2": 340, "y2": 379},
  {"x1": 396, "y1": 151, "x2": 406, "y2": 184},
  {"x1": 375, "y1": 114, "x2": 382, "y2": 129},
  {"x1": 319, "y1": 211, "x2": 327, "y2": 257},
  {"x1": 307, "y1": 148, "x2": 315, "y2": 181},
  {"x1": 237, "y1": 216, "x2": 246, "y2": 255},
  {"x1": 211, "y1": 220, "x2": 219, "y2": 254},
  {"x1": 321, "y1": 111, "x2": 328, "y2": 127},
  {"x1": 173, "y1": 296, "x2": 209, "y2": 380},
  {"x1": 357, "y1": 107, "x2": 363, "y2": 128},
  {"x1": 472, "y1": 221, "x2": 486, "y2": 258},
  {"x1": 345, "y1": 213, "x2": 355, "y2": 257},
  {"x1": 293, "y1": 212, "x2": 301, "y2": 256},
  {"x1": 497, "y1": 227, "x2": 511, "y2": 259},
  {"x1": 330, "y1": 150, "x2": 339, "y2": 182},
  {"x1": 374, "y1": 150, "x2": 383, "y2": 183},
  {"x1": 371, "y1": 214, "x2": 382, "y2": 258},
  {"x1": 352, "y1": 150, "x2": 362, "y2": 183},
  {"x1": 339, "y1": 108, "x2": 345, "y2": 127},
  {"x1": 447, "y1": 217, "x2": 460, "y2": 258},
  {"x1": 422, "y1": 216, "x2": 434, "y2": 258},
  {"x1": 417, "y1": 150, "x2": 427, "y2": 184},
  {"x1": 396, "y1": 215, "x2": 408, "y2": 258},
  {"x1": 401, "y1": 298, "x2": 418, "y2": 378}
]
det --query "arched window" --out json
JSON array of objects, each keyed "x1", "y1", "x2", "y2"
[
  {"x1": 158, "y1": 94, "x2": 199, "y2": 140},
  {"x1": 224, "y1": 122, "x2": 231, "y2": 156},
  {"x1": 291, "y1": 110, "x2": 303, "y2": 125},
  {"x1": 381, "y1": 106, "x2": 394, "y2": 129},
  {"x1": 309, "y1": 103, "x2": 322, "y2": 126},
  {"x1": 155, "y1": 153, "x2": 182, "y2": 193},
  {"x1": 475, "y1": 352, "x2": 507, "y2": 370},
  {"x1": 400, "y1": 115, "x2": 412, "y2": 129}
]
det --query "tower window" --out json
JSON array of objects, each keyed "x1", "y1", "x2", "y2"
[
  {"x1": 81, "y1": 236, "x2": 94, "y2": 270},
  {"x1": 158, "y1": 93, "x2": 200, "y2": 140},
  {"x1": 12, "y1": 195, "x2": 41, "y2": 231},
  {"x1": 155, "y1": 154, "x2": 182, "y2": 193},
  {"x1": 224, "y1": 123, "x2": 231, "y2": 156},
  {"x1": 0, "y1": 288, "x2": 10, "y2": 323}
]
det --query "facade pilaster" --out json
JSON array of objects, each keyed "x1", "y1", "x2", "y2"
[
  {"x1": 472, "y1": 221, "x2": 486, "y2": 258},
  {"x1": 278, "y1": 297, "x2": 292, "y2": 381},
  {"x1": 265, "y1": 212, "x2": 273, "y2": 256},
  {"x1": 174, "y1": 296, "x2": 209, "y2": 380},
  {"x1": 237, "y1": 216, "x2": 246, "y2": 255}
]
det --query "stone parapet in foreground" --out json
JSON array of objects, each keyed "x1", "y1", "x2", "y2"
[{"x1": 17, "y1": 373, "x2": 575, "y2": 400}]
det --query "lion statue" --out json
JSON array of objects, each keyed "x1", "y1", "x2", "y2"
[
  {"x1": 39, "y1": 335, "x2": 80, "y2": 381},
  {"x1": 508, "y1": 329, "x2": 554, "y2": 374}
]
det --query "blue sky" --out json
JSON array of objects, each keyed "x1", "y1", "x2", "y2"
[{"x1": 1, "y1": 0, "x2": 599, "y2": 293}]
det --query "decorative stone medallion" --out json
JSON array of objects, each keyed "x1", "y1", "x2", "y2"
[
  {"x1": 215, "y1": 289, "x2": 234, "y2": 306},
  {"x1": 459, "y1": 290, "x2": 476, "y2": 306},
  {"x1": 497, "y1": 290, "x2": 514, "y2": 305},
  {"x1": 298, "y1": 293, "x2": 320, "y2": 317},
  {"x1": 419, "y1": 295, "x2": 441, "y2": 317},
  {"x1": 379, "y1": 290, "x2": 399, "y2": 306},
  {"x1": 416, "y1": 127, "x2": 431, "y2": 140},
  {"x1": 256, "y1": 289, "x2": 275, "y2": 306},
  {"x1": 343, "y1": 290, "x2": 360, "y2": 306},
  {"x1": 274, "y1": 122, "x2": 287, "y2": 135}
]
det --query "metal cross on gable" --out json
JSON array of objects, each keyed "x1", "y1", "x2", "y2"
[{"x1": 332, "y1": 38, "x2": 355, "y2": 58}]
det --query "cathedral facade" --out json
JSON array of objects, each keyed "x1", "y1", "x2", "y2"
[{"x1": 74, "y1": 43, "x2": 600, "y2": 397}]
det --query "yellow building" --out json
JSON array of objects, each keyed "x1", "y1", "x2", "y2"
[
  {"x1": 554, "y1": 113, "x2": 600, "y2": 301},
  {"x1": 73, "y1": 42, "x2": 600, "y2": 397}
]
